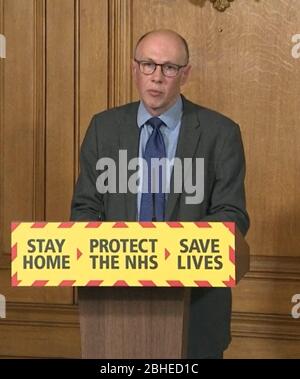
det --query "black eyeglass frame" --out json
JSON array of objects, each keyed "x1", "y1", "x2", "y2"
[{"x1": 134, "y1": 58, "x2": 188, "y2": 77}]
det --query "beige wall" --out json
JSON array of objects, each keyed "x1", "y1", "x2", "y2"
[{"x1": 0, "y1": 0, "x2": 299, "y2": 358}]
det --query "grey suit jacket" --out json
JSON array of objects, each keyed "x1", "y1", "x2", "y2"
[{"x1": 71, "y1": 95, "x2": 250, "y2": 357}]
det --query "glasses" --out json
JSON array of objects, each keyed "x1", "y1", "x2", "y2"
[{"x1": 134, "y1": 59, "x2": 188, "y2": 78}]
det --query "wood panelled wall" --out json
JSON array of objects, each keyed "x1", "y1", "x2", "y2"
[{"x1": 0, "y1": 0, "x2": 299, "y2": 358}]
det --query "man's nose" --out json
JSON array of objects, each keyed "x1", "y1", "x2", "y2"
[{"x1": 151, "y1": 65, "x2": 164, "y2": 82}]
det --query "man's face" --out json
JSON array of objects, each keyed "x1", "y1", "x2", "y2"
[{"x1": 132, "y1": 33, "x2": 191, "y2": 116}]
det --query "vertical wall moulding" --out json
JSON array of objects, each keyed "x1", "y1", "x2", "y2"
[
  {"x1": 33, "y1": 0, "x2": 46, "y2": 221},
  {"x1": 74, "y1": 0, "x2": 80, "y2": 179},
  {"x1": 0, "y1": 0, "x2": 4, "y2": 255},
  {"x1": 73, "y1": 0, "x2": 81, "y2": 305},
  {"x1": 108, "y1": 0, "x2": 133, "y2": 108}
]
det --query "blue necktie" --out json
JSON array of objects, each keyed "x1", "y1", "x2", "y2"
[{"x1": 140, "y1": 117, "x2": 166, "y2": 221}]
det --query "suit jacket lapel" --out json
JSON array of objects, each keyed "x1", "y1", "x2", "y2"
[
  {"x1": 165, "y1": 97, "x2": 202, "y2": 220},
  {"x1": 118, "y1": 102, "x2": 140, "y2": 220}
]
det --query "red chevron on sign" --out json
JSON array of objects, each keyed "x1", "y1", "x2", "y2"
[
  {"x1": 223, "y1": 222, "x2": 235, "y2": 234},
  {"x1": 194, "y1": 222, "x2": 211, "y2": 228},
  {"x1": 113, "y1": 222, "x2": 128, "y2": 228},
  {"x1": 11, "y1": 243, "x2": 17, "y2": 261},
  {"x1": 11, "y1": 222, "x2": 21, "y2": 231},
  {"x1": 165, "y1": 248, "x2": 171, "y2": 260},
  {"x1": 58, "y1": 222, "x2": 75, "y2": 228},
  {"x1": 167, "y1": 280, "x2": 184, "y2": 287},
  {"x1": 194, "y1": 280, "x2": 212, "y2": 287},
  {"x1": 85, "y1": 222, "x2": 102, "y2": 228},
  {"x1": 166, "y1": 222, "x2": 183, "y2": 228},
  {"x1": 32, "y1": 280, "x2": 48, "y2": 286},
  {"x1": 223, "y1": 276, "x2": 235, "y2": 287},
  {"x1": 86, "y1": 280, "x2": 103, "y2": 286},
  {"x1": 139, "y1": 280, "x2": 156, "y2": 286},
  {"x1": 229, "y1": 246, "x2": 235, "y2": 263},
  {"x1": 139, "y1": 222, "x2": 156, "y2": 228},
  {"x1": 11, "y1": 273, "x2": 21, "y2": 286},
  {"x1": 77, "y1": 249, "x2": 83, "y2": 260},
  {"x1": 113, "y1": 280, "x2": 129, "y2": 286},
  {"x1": 59, "y1": 280, "x2": 76, "y2": 286},
  {"x1": 31, "y1": 222, "x2": 48, "y2": 228}
]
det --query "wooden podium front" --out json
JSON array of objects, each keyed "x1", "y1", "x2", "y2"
[{"x1": 78, "y1": 287, "x2": 190, "y2": 359}]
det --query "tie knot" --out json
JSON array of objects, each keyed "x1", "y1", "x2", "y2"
[{"x1": 147, "y1": 117, "x2": 165, "y2": 130}]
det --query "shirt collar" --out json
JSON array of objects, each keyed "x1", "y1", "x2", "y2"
[{"x1": 137, "y1": 95, "x2": 183, "y2": 130}]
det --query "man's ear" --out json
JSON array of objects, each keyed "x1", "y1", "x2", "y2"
[{"x1": 180, "y1": 64, "x2": 192, "y2": 86}]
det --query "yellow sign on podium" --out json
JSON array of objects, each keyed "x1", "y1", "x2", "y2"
[{"x1": 11, "y1": 221, "x2": 236, "y2": 287}]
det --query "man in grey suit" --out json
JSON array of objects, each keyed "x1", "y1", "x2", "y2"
[{"x1": 71, "y1": 29, "x2": 249, "y2": 358}]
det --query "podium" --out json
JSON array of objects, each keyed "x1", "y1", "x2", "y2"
[
  {"x1": 78, "y1": 287, "x2": 190, "y2": 358},
  {"x1": 78, "y1": 226, "x2": 249, "y2": 359},
  {"x1": 10, "y1": 221, "x2": 249, "y2": 358}
]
